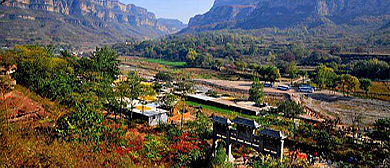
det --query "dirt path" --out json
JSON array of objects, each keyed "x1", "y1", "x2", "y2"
[
  {"x1": 302, "y1": 93, "x2": 390, "y2": 125},
  {"x1": 195, "y1": 79, "x2": 390, "y2": 125}
]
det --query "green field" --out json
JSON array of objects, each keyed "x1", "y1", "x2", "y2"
[
  {"x1": 186, "y1": 101, "x2": 236, "y2": 115},
  {"x1": 140, "y1": 58, "x2": 187, "y2": 67},
  {"x1": 185, "y1": 101, "x2": 260, "y2": 121}
]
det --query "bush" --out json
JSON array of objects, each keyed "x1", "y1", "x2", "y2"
[{"x1": 211, "y1": 144, "x2": 232, "y2": 168}]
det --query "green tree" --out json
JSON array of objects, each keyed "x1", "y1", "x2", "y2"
[
  {"x1": 56, "y1": 92, "x2": 104, "y2": 144},
  {"x1": 338, "y1": 74, "x2": 360, "y2": 97},
  {"x1": 80, "y1": 47, "x2": 120, "y2": 81},
  {"x1": 0, "y1": 76, "x2": 12, "y2": 99},
  {"x1": 236, "y1": 60, "x2": 247, "y2": 71},
  {"x1": 249, "y1": 78, "x2": 265, "y2": 106},
  {"x1": 186, "y1": 49, "x2": 197, "y2": 66},
  {"x1": 368, "y1": 118, "x2": 390, "y2": 167},
  {"x1": 267, "y1": 51, "x2": 276, "y2": 64},
  {"x1": 286, "y1": 61, "x2": 298, "y2": 85},
  {"x1": 139, "y1": 84, "x2": 156, "y2": 115},
  {"x1": 155, "y1": 71, "x2": 173, "y2": 82},
  {"x1": 359, "y1": 79, "x2": 372, "y2": 97},
  {"x1": 277, "y1": 100, "x2": 304, "y2": 140},
  {"x1": 111, "y1": 80, "x2": 133, "y2": 121},
  {"x1": 314, "y1": 65, "x2": 337, "y2": 90},
  {"x1": 353, "y1": 59, "x2": 389, "y2": 79},
  {"x1": 330, "y1": 45, "x2": 342, "y2": 55},
  {"x1": 256, "y1": 66, "x2": 281, "y2": 84},
  {"x1": 160, "y1": 92, "x2": 178, "y2": 114},
  {"x1": 298, "y1": 70, "x2": 308, "y2": 84},
  {"x1": 314, "y1": 130, "x2": 333, "y2": 150},
  {"x1": 125, "y1": 72, "x2": 142, "y2": 119},
  {"x1": 175, "y1": 77, "x2": 194, "y2": 130}
]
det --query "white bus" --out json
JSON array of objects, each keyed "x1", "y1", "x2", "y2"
[{"x1": 298, "y1": 86, "x2": 315, "y2": 93}]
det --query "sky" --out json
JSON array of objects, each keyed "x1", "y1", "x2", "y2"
[{"x1": 120, "y1": 0, "x2": 215, "y2": 24}]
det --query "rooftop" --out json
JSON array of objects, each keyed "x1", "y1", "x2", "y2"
[
  {"x1": 127, "y1": 102, "x2": 168, "y2": 117},
  {"x1": 212, "y1": 116, "x2": 232, "y2": 125},
  {"x1": 258, "y1": 129, "x2": 286, "y2": 139},
  {"x1": 188, "y1": 94, "x2": 216, "y2": 101},
  {"x1": 232, "y1": 117, "x2": 259, "y2": 128}
]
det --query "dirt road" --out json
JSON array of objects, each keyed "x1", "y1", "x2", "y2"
[{"x1": 195, "y1": 79, "x2": 390, "y2": 125}]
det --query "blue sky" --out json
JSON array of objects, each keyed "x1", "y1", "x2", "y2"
[{"x1": 120, "y1": 0, "x2": 215, "y2": 24}]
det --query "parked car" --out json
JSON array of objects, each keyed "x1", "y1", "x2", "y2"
[
  {"x1": 298, "y1": 86, "x2": 315, "y2": 93},
  {"x1": 277, "y1": 85, "x2": 290, "y2": 91},
  {"x1": 264, "y1": 83, "x2": 274, "y2": 88}
]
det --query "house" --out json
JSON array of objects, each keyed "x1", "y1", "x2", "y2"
[{"x1": 126, "y1": 102, "x2": 168, "y2": 126}]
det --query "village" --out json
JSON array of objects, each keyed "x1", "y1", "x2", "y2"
[{"x1": 1, "y1": 48, "x2": 389, "y2": 167}]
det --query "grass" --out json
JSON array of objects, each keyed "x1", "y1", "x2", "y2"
[
  {"x1": 186, "y1": 101, "x2": 236, "y2": 116},
  {"x1": 186, "y1": 101, "x2": 259, "y2": 121},
  {"x1": 139, "y1": 58, "x2": 187, "y2": 67},
  {"x1": 355, "y1": 81, "x2": 390, "y2": 102}
]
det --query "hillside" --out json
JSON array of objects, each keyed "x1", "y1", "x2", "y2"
[
  {"x1": 157, "y1": 18, "x2": 187, "y2": 34},
  {"x1": 183, "y1": 0, "x2": 390, "y2": 35},
  {"x1": 0, "y1": 0, "x2": 186, "y2": 49}
]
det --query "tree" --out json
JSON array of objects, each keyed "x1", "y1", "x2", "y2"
[
  {"x1": 309, "y1": 50, "x2": 322, "y2": 63},
  {"x1": 286, "y1": 61, "x2": 298, "y2": 85},
  {"x1": 350, "y1": 113, "x2": 363, "y2": 144},
  {"x1": 175, "y1": 77, "x2": 194, "y2": 130},
  {"x1": 338, "y1": 74, "x2": 360, "y2": 97},
  {"x1": 353, "y1": 59, "x2": 389, "y2": 80},
  {"x1": 0, "y1": 75, "x2": 12, "y2": 133},
  {"x1": 277, "y1": 100, "x2": 304, "y2": 140},
  {"x1": 370, "y1": 118, "x2": 390, "y2": 142},
  {"x1": 256, "y1": 65, "x2": 281, "y2": 84},
  {"x1": 368, "y1": 118, "x2": 390, "y2": 167},
  {"x1": 249, "y1": 78, "x2": 265, "y2": 106},
  {"x1": 267, "y1": 51, "x2": 276, "y2": 64},
  {"x1": 236, "y1": 61, "x2": 247, "y2": 71},
  {"x1": 314, "y1": 130, "x2": 334, "y2": 150},
  {"x1": 111, "y1": 80, "x2": 130, "y2": 121},
  {"x1": 125, "y1": 72, "x2": 142, "y2": 119},
  {"x1": 314, "y1": 65, "x2": 337, "y2": 90},
  {"x1": 160, "y1": 92, "x2": 178, "y2": 114},
  {"x1": 186, "y1": 49, "x2": 197, "y2": 66},
  {"x1": 138, "y1": 84, "x2": 156, "y2": 115},
  {"x1": 359, "y1": 79, "x2": 372, "y2": 97},
  {"x1": 82, "y1": 47, "x2": 120, "y2": 81},
  {"x1": 298, "y1": 70, "x2": 308, "y2": 84},
  {"x1": 0, "y1": 76, "x2": 12, "y2": 99},
  {"x1": 329, "y1": 45, "x2": 342, "y2": 55},
  {"x1": 155, "y1": 71, "x2": 173, "y2": 82}
]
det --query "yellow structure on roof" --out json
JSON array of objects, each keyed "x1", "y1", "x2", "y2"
[
  {"x1": 138, "y1": 95, "x2": 157, "y2": 101},
  {"x1": 140, "y1": 82, "x2": 152, "y2": 86},
  {"x1": 135, "y1": 105, "x2": 152, "y2": 111},
  {"x1": 222, "y1": 97, "x2": 236, "y2": 101}
]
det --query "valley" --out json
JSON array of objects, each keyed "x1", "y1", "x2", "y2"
[{"x1": 1, "y1": 0, "x2": 390, "y2": 167}]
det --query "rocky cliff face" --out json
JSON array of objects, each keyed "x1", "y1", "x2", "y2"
[
  {"x1": 157, "y1": 18, "x2": 187, "y2": 34},
  {"x1": 0, "y1": 0, "x2": 186, "y2": 47},
  {"x1": 4, "y1": 0, "x2": 164, "y2": 29},
  {"x1": 185, "y1": 0, "x2": 390, "y2": 33}
]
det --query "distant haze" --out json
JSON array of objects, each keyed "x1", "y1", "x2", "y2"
[{"x1": 120, "y1": 0, "x2": 214, "y2": 23}]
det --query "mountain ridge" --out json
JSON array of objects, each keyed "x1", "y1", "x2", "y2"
[
  {"x1": 183, "y1": 0, "x2": 390, "y2": 34},
  {"x1": 0, "y1": 0, "x2": 186, "y2": 48}
]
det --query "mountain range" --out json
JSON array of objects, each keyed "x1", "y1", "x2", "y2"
[
  {"x1": 0, "y1": 0, "x2": 186, "y2": 48},
  {"x1": 183, "y1": 0, "x2": 390, "y2": 35}
]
